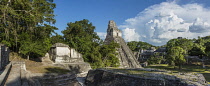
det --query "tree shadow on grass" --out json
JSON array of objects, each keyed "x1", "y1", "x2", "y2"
[{"x1": 45, "y1": 67, "x2": 70, "y2": 74}]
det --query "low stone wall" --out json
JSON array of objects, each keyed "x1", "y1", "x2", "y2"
[
  {"x1": 0, "y1": 62, "x2": 12, "y2": 86},
  {"x1": 85, "y1": 68, "x2": 208, "y2": 86}
]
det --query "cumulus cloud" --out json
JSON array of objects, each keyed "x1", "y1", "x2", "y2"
[
  {"x1": 123, "y1": 28, "x2": 140, "y2": 42},
  {"x1": 97, "y1": 32, "x2": 107, "y2": 40},
  {"x1": 189, "y1": 18, "x2": 210, "y2": 33},
  {"x1": 120, "y1": 2, "x2": 210, "y2": 46}
]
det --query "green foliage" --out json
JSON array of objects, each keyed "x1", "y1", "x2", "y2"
[
  {"x1": 166, "y1": 38, "x2": 195, "y2": 67},
  {"x1": 147, "y1": 56, "x2": 163, "y2": 65},
  {"x1": 19, "y1": 33, "x2": 52, "y2": 58},
  {"x1": 189, "y1": 37, "x2": 207, "y2": 57},
  {"x1": 166, "y1": 38, "x2": 193, "y2": 55},
  {"x1": 62, "y1": 19, "x2": 120, "y2": 69},
  {"x1": 50, "y1": 34, "x2": 65, "y2": 44},
  {"x1": 165, "y1": 36, "x2": 210, "y2": 68},
  {"x1": 147, "y1": 52, "x2": 164, "y2": 65},
  {"x1": 189, "y1": 43, "x2": 206, "y2": 56},
  {"x1": 167, "y1": 46, "x2": 186, "y2": 69},
  {"x1": 127, "y1": 41, "x2": 155, "y2": 51},
  {"x1": 100, "y1": 41, "x2": 120, "y2": 67},
  {"x1": 205, "y1": 42, "x2": 210, "y2": 57},
  {"x1": 62, "y1": 19, "x2": 100, "y2": 58},
  {"x1": 0, "y1": 0, "x2": 57, "y2": 59}
]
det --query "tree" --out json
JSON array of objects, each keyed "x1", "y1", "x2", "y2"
[
  {"x1": 62, "y1": 19, "x2": 101, "y2": 60},
  {"x1": 50, "y1": 34, "x2": 65, "y2": 44},
  {"x1": 189, "y1": 43, "x2": 206, "y2": 57},
  {"x1": 147, "y1": 52, "x2": 164, "y2": 65},
  {"x1": 205, "y1": 42, "x2": 210, "y2": 57},
  {"x1": 189, "y1": 37, "x2": 206, "y2": 58},
  {"x1": 0, "y1": 0, "x2": 57, "y2": 59},
  {"x1": 19, "y1": 32, "x2": 52, "y2": 59},
  {"x1": 127, "y1": 41, "x2": 155, "y2": 52},
  {"x1": 166, "y1": 38, "x2": 194, "y2": 65},
  {"x1": 100, "y1": 41, "x2": 120, "y2": 67},
  {"x1": 166, "y1": 38, "x2": 193, "y2": 54},
  {"x1": 167, "y1": 46, "x2": 186, "y2": 69},
  {"x1": 62, "y1": 19, "x2": 120, "y2": 68}
]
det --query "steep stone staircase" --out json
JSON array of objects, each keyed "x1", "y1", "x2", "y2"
[{"x1": 115, "y1": 37, "x2": 141, "y2": 68}]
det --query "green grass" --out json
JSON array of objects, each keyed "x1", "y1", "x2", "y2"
[
  {"x1": 26, "y1": 64, "x2": 70, "y2": 74},
  {"x1": 145, "y1": 64, "x2": 210, "y2": 82},
  {"x1": 25, "y1": 58, "x2": 70, "y2": 74},
  {"x1": 106, "y1": 68, "x2": 151, "y2": 74},
  {"x1": 9, "y1": 52, "x2": 70, "y2": 74}
]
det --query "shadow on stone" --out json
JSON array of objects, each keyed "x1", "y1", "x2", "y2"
[{"x1": 5, "y1": 76, "x2": 21, "y2": 86}]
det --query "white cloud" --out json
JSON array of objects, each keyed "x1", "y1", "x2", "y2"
[
  {"x1": 189, "y1": 18, "x2": 210, "y2": 33},
  {"x1": 123, "y1": 28, "x2": 140, "y2": 42},
  {"x1": 97, "y1": 32, "x2": 107, "y2": 40},
  {"x1": 120, "y1": 2, "x2": 210, "y2": 46}
]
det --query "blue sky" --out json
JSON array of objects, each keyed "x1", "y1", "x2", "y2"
[
  {"x1": 54, "y1": 0, "x2": 166, "y2": 33},
  {"x1": 54, "y1": 0, "x2": 210, "y2": 46}
]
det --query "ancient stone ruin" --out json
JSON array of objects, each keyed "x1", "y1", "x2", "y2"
[
  {"x1": 85, "y1": 68, "x2": 208, "y2": 86},
  {"x1": 49, "y1": 43, "x2": 83, "y2": 63},
  {"x1": 48, "y1": 43, "x2": 91, "y2": 73},
  {"x1": 104, "y1": 20, "x2": 141, "y2": 68},
  {"x1": 0, "y1": 44, "x2": 10, "y2": 70}
]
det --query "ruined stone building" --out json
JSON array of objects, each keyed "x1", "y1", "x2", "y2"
[
  {"x1": 48, "y1": 43, "x2": 91, "y2": 73},
  {"x1": 139, "y1": 47, "x2": 166, "y2": 63},
  {"x1": 0, "y1": 44, "x2": 10, "y2": 70},
  {"x1": 104, "y1": 20, "x2": 141, "y2": 68},
  {"x1": 139, "y1": 47, "x2": 156, "y2": 63},
  {"x1": 49, "y1": 43, "x2": 83, "y2": 63}
]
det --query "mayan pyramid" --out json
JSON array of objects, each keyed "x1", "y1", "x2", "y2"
[{"x1": 104, "y1": 20, "x2": 141, "y2": 68}]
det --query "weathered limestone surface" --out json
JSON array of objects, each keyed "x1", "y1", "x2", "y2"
[
  {"x1": 104, "y1": 20, "x2": 141, "y2": 68},
  {"x1": 5, "y1": 62, "x2": 23, "y2": 86},
  {"x1": 49, "y1": 43, "x2": 83, "y2": 63},
  {"x1": 48, "y1": 43, "x2": 91, "y2": 73},
  {"x1": 85, "y1": 68, "x2": 208, "y2": 86}
]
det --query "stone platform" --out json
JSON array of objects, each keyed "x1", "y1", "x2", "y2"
[{"x1": 85, "y1": 68, "x2": 208, "y2": 86}]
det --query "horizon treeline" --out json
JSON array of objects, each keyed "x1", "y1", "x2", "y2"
[{"x1": 127, "y1": 36, "x2": 210, "y2": 69}]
